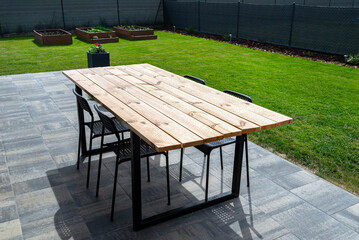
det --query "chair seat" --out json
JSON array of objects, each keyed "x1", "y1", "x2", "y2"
[
  {"x1": 105, "y1": 139, "x2": 163, "y2": 163},
  {"x1": 85, "y1": 118, "x2": 129, "y2": 137},
  {"x1": 195, "y1": 137, "x2": 236, "y2": 155}
]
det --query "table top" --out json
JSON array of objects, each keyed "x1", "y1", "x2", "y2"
[{"x1": 63, "y1": 63, "x2": 292, "y2": 152}]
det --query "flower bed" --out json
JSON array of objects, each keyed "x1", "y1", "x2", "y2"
[
  {"x1": 33, "y1": 29, "x2": 72, "y2": 45},
  {"x1": 76, "y1": 27, "x2": 118, "y2": 43},
  {"x1": 114, "y1": 25, "x2": 157, "y2": 41}
]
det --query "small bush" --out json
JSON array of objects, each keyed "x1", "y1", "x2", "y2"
[
  {"x1": 185, "y1": 26, "x2": 194, "y2": 35},
  {"x1": 347, "y1": 53, "x2": 359, "y2": 65},
  {"x1": 223, "y1": 35, "x2": 229, "y2": 41}
]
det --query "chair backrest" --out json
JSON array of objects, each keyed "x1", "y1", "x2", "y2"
[
  {"x1": 73, "y1": 88, "x2": 94, "y2": 118},
  {"x1": 223, "y1": 90, "x2": 252, "y2": 103},
  {"x1": 94, "y1": 105, "x2": 121, "y2": 141},
  {"x1": 184, "y1": 75, "x2": 206, "y2": 85}
]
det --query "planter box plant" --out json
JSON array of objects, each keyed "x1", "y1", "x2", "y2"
[
  {"x1": 76, "y1": 27, "x2": 118, "y2": 44},
  {"x1": 114, "y1": 25, "x2": 157, "y2": 41},
  {"x1": 87, "y1": 43, "x2": 110, "y2": 68},
  {"x1": 33, "y1": 29, "x2": 72, "y2": 45}
]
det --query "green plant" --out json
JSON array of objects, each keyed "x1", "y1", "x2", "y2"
[
  {"x1": 347, "y1": 53, "x2": 359, "y2": 65},
  {"x1": 304, "y1": 51, "x2": 314, "y2": 57},
  {"x1": 185, "y1": 26, "x2": 194, "y2": 35},
  {"x1": 88, "y1": 42, "x2": 107, "y2": 54},
  {"x1": 87, "y1": 26, "x2": 111, "y2": 33},
  {"x1": 223, "y1": 35, "x2": 229, "y2": 41},
  {"x1": 117, "y1": 25, "x2": 150, "y2": 31}
]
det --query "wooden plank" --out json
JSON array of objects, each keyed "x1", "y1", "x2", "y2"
[
  {"x1": 109, "y1": 65, "x2": 260, "y2": 134},
  {"x1": 92, "y1": 68, "x2": 227, "y2": 142},
  {"x1": 77, "y1": 69, "x2": 204, "y2": 148},
  {"x1": 107, "y1": 67, "x2": 248, "y2": 136},
  {"x1": 142, "y1": 64, "x2": 293, "y2": 129},
  {"x1": 62, "y1": 70, "x2": 181, "y2": 152}
]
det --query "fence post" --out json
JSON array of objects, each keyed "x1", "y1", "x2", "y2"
[
  {"x1": 154, "y1": 0, "x2": 163, "y2": 25},
  {"x1": 60, "y1": 0, "x2": 66, "y2": 29},
  {"x1": 288, "y1": 2, "x2": 296, "y2": 47},
  {"x1": 198, "y1": 0, "x2": 201, "y2": 32},
  {"x1": 236, "y1": 2, "x2": 240, "y2": 38},
  {"x1": 117, "y1": 0, "x2": 120, "y2": 25}
]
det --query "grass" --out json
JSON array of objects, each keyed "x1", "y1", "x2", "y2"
[{"x1": 1, "y1": 31, "x2": 358, "y2": 194}]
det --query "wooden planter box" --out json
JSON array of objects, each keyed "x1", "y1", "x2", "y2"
[
  {"x1": 33, "y1": 29, "x2": 72, "y2": 45},
  {"x1": 76, "y1": 27, "x2": 118, "y2": 44},
  {"x1": 87, "y1": 52, "x2": 110, "y2": 68},
  {"x1": 113, "y1": 26, "x2": 157, "y2": 41}
]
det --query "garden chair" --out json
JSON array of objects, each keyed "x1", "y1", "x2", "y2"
[
  {"x1": 94, "y1": 105, "x2": 171, "y2": 221},
  {"x1": 178, "y1": 80, "x2": 252, "y2": 201},
  {"x1": 73, "y1": 89, "x2": 130, "y2": 188}
]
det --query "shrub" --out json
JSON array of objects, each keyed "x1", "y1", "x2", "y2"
[
  {"x1": 347, "y1": 53, "x2": 359, "y2": 65},
  {"x1": 185, "y1": 26, "x2": 194, "y2": 35}
]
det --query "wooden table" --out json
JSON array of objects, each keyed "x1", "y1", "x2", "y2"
[{"x1": 63, "y1": 63, "x2": 292, "y2": 230}]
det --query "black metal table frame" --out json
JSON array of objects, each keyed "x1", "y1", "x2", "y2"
[{"x1": 75, "y1": 85, "x2": 245, "y2": 231}]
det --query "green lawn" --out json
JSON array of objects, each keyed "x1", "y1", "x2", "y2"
[{"x1": 1, "y1": 31, "x2": 358, "y2": 194}]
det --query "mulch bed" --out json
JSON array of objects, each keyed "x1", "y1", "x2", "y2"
[{"x1": 157, "y1": 27, "x2": 358, "y2": 69}]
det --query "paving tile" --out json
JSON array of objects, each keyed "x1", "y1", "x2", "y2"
[
  {"x1": 0, "y1": 219, "x2": 23, "y2": 240},
  {"x1": 291, "y1": 179, "x2": 359, "y2": 215},
  {"x1": 272, "y1": 202, "x2": 359, "y2": 240},
  {"x1": 202, "y1": 197, "x2": 289, "y2": 240},
  {"x1": 250, "y1": 154, "x2": 302, "y2": 179},
  {"x1": 272, "y1": 170, "x2": 319, "y2": 191},
  {"x1": 275, "y1": 233, "x2": 300, "y2": 240},
  {"x1": 16, "y1": 185, "x2": 74, "y2": 225},
  {"x1": 332, "y1": 203, "x2": 359, "y2": 232},
  {"x1": 12, "y1": 174, "x2": 63, "y2": 196}
]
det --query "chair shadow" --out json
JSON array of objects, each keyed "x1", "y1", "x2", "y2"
[{"x1": 46, "y1": 153, "x2": 259, "y2": 239}]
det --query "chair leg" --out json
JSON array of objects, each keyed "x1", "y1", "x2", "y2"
[
  {"x1": 165, "y1": 153, "x2": 171, "y2": 205},
  {"x1": 86, "y1": 131, "x2": 94, "y2": 189},
  {"x1": 179, "y1": 148, "x2": 184, "y2": 182},
  {"x1": 220, "y1": 147, "x2": 224, "y2": 170},
  {"x1": 245, "y1": 135, "x2": 250, "y2": 187},
  {"x1": 147, "y1": 156, "x2": 150, "y2": 182},
  {"x1": 96, "y1": 134, "x2": 105, "y2": 197},
  {"x1": 77, "y1": 129, "x2": 81, "y2": 170},
  {"x1": 205, "y1": 154, "x2": 210, "y2": 202},
  {"x1": 111, "y1": 155, "x2": 120, "y2": 221}
]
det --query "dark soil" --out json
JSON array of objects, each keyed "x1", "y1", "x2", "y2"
[
  {"x1": 157, "y1": 27, "x2": 358, "y2": 69},
  {"x1": 37, "y1": 30, "x2": 68, "y2": 35}
]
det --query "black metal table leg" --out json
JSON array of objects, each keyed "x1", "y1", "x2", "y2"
[
  {"x1": 131, "y1": 132, "x2": 142, "y2": 231},
  {"x1": 130, "y1": 133, "x2": 245, "y2": 231}
]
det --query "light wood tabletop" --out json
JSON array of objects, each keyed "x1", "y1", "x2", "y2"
[{"x1": 63, "y1": 63, "x2": 292, "y2": 152}]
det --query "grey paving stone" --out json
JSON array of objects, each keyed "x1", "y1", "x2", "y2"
[
  {"x1": 272, "y1": 202, "x2": 359, "y2": 240},
  {"x1": 0, "y1": 219, "x2": 23, "y2": 240},
  {"x1": 272, "y1": 170, "x2": 319, "y2": 191},
  {"x1": 332, "y1": 203, "x2": 359, "y2": 232},
  {"x1": 291, "y1": 179, "x2": 359, "y2": 215},
  {"x1": 250, "y1": 154, "x2": 301, "y2": 179},
  {"x1": 275, "y1": 233, "x2": 300, "y2": 240}
]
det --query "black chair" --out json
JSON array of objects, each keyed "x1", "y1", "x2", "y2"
[
  {"x1": 179, "y1": 88, "x2": 252, "y2": 201},
  {"x1": 73, "y1": 89, "x2": 130, "y2": 188},
  {"x1": 184, "y1": 75, "x2": 206, "y2": 85},
  {"x1": 94, "y1": 105, "x2": 171, "y2": 221}
]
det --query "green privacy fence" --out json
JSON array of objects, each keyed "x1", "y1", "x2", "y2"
[
  {"x1": 0, "y1": 0, "x2": 163, "y2": 34},
  {"x1": 164, "y1": 0, "x2": 359, "y2": 55}
]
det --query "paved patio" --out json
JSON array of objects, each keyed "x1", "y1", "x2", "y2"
[{"x1": 0, "y1": 71, "x2": 359, "y2": 240}]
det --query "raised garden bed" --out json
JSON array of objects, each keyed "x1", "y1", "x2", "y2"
[
  {"x1": 33, "y1": 29, "x2": 72, "y2": 45},
  {"x1": 114, "y1": 25, "x2": 157, "y2": 41},
  {"x1": 76, "y1": 27, "x2": 118, "y2": 43}
]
